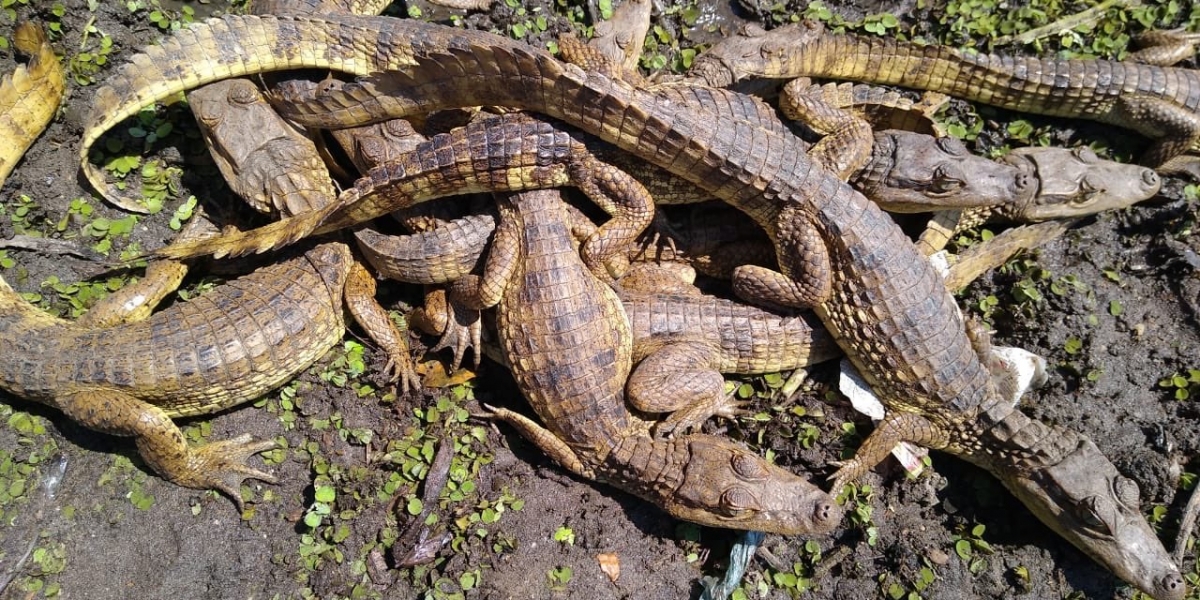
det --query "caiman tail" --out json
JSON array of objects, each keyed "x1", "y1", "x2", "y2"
[
  {"x1": 0, "y1": 22, "x2": 63, "y2": 183},
  {"x1": 688, "y1": 21, "x2": 1200, "y2": 171}
]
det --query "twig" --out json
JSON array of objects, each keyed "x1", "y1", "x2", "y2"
[
  {"x1": 0, "y1": 235, "x2": 102, "y2": 260},
  {"x1": 1173, "y1": 480, "x2": 1200, "y2": 564},
  {"x1": 992, "y1": 0, "x2": 1138, "y2": 47}
]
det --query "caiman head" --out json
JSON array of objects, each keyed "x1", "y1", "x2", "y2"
[
  {"x1": 687, "y1": 21, "x2": 826, "y2": 88},
  {"x1": 666, "y1": 434, "x2": 843, "y2": 535},
  {"x1": 996, "y1": 146, "x2": 1161, "y2": 222},
  {"x1": 856, "y1": 130, "x2": 1034, "y2": 213},
  {"x1": 998, "y1": 436, "x2": 1185, "y2": 600}
]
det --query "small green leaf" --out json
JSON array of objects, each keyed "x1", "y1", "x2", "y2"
[
  {"x1": 314, "y1": 485, "x2": 335, "y2": 503},
  {"x1": 955, "y1": 538, "x2": 972, "y2": 560},
  {"x1": 406, "y1": 497, "x2": 423, "y2": 515}
]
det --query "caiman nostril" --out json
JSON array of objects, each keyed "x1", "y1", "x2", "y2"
[
  {"x1": 813, "y1": 498, "x2": 841, "y2": 526},
  {"x1": 1142, "y1": 168, "x2": 1161, "y2": 191}
]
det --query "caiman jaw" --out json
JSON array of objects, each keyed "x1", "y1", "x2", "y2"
[
  {"x1": 1000, "y1": 438, "x2": 1184, "y2": 600},
  {"x1": 670, "y1": 434, "x2": 843, "y2": 535}
]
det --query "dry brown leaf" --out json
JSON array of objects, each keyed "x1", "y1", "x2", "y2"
[{"x1": 596, "y1": 552, "x2": 620, "y2": 583}]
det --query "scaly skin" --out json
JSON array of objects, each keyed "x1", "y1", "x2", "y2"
[
  {"x1": 80, "y1": 15, "x2": 1182, "y2": 597},
  {"x1": 0, "y1": 242, "x2": 370, "y2": 509},
  {"x1": 0, "y1": 22, "x2": 63, "y2": 183},
  {"x1": 782, "y1": 78, "x2": 950, "y2": 136},
  {"x1": 689, "y1": 21, "x2": 1200, "y2": 174},
  {"x1": 587, "y1": 0, "x2": 651, "y2": 77},
  {"x1": 475, "y1": 189, "x2": 840, "y2": 534}
]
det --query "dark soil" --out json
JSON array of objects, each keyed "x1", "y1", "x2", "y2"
[{"x1": 0, "y1": 1, "x2": 1197, "y2": 599}]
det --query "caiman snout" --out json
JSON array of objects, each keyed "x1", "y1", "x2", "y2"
[
  {"x1": 812, "y1": 496, "x2": 840, "y2": 529},
  {"x1": 1141, "y1": 167, "x2": 1161, "y2": 192},
  {"x1": 1156, "y1": 571, "x2": 1186, "y2": 600},
  {"x1": 1013, "y1": 171, "x2": 1034, "y2": 195}
]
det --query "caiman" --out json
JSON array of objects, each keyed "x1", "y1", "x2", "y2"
[
  {"x1": 79, "y1": 15, "x2": 1185, "y2": 598},
  {"x1": 459, "y1": 187, "x2": 840, "y2": 534},
  {"x1": 72, "y1": 12, "x2": 1180, "y2": 595},
  {"x1": 0, "y1": 241, "x2": 387, "y2": 508},
  {"x1": 689, "y1": 21, "x2": 1200, "y2": 176}
]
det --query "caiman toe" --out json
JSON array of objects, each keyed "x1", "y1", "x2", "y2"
[{"x1": 182, "y1": 434, "x2": 278, "y2": 510}]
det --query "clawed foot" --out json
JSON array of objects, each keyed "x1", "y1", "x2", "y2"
[
  {"x1": 385, "y1": 353, "x2": 422, "y2": 396},
  {"x1": 428, "y1": 307, "x2": 483, "y2": 373},
  {"x1": 470, "y1": 402, "x2": 500, "y2": 420},
  {"x1": 652, "y1": 390, "x2": 751, "y2": 438},
  {"x1": 826, "y1": 459, "x2": 861, "y2": 496},
  {"x1": 177, "y1": 434, "x2": 278, "y2": 511}
]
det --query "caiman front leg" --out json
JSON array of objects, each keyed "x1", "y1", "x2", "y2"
[
  {"x1": 828, "y1": 411, "x2": 949, "y2": 493},
  {"x1": 478, "y1": 403, "x2": 593, "y2": 479},
  {"x1": 342, "y1": 257, "x2": 420, "y2": 393},
  {"x1": 76, "y1": 214, "x2": 218, "y2": 327},
  {"x1": 1126, "y1": 28, "x2": 1200, "y2": 67},
  {"x1": 56, "y1": 388, "x2": 275, "y2": 509},
  {"x1": 732, "y1": 207, "x2": 832, "y2": 310}
]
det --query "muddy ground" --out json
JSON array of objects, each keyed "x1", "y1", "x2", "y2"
[{"x1": 0, "y1": 0, "x2": 1199, "y2": 598}]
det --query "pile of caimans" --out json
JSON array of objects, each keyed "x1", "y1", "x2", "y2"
[{"x1": 3, "y1": 1, "x2": 1200, "y2": 598}]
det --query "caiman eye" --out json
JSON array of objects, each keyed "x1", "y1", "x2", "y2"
[
  {"x1": 730, "y1": 453, "x2": 769, "y2": 480},
  {"x1": 936, "y1": 136, "x2": 969, "y2": 156},
  {"x1": 227, "y1": 83, "x2": 259, "y2": 106},
  {"x1": 1113, "y1": 476, "x2": 1141, "y2": 509},
  {"x1": 719, "y1": 487, "x2": 756, "y2": 517},
  {"x1": 1075, "y1": 495, "x2": 1116, "y2": 537},
  {"x1": 1072, "y1": 147, "x2": 1100, "y2": 163},
  {"x1": 930, "y1": 166, "x2": 966, "y2": 194},
  {"x1": 1070, "y1": 180, "x2": 1102, "y2": 206}
]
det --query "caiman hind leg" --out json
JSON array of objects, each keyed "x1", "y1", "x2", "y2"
[
  {"x1": 409, "y1": 199, "x2": 523, "y2": 370},
  {"x1": 626, "y1": 341, "x2": 749, "y2": 437},
  {"x1": 1116, "y1": 94, "x2": 1200, "y2": 178},
  {"x1": 407, "y1": 287, "x2": 484, "y2": 372},
  {"x1": 778, "y1": 77, "x2": 874, "y2": 181},
  {"x1": 568, "y1": 156, "x2": 656, "y2": 283},
  {"x1": 732, "y1": 207, "x2": 832, "y2": 310},
  {"x1": 56, "y1": 389, "x2": 275, "y2": 509},
  {"x1": 828, "y1": 411, "x2": 949, "y2": 494}
]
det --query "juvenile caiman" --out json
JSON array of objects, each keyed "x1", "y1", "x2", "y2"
[
  {"x1": 78, "y1": 15, "x2": 1183, "y2": 598},
  {"x1": 458, "y1": 188, "x2": 841, "y2": 534},
  {"x1": 689, "y1": 21, "x2": 1200, "y2": 176},
  {"x1": 0, "y1": 241, "x2": 388, "y2": 509}
]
